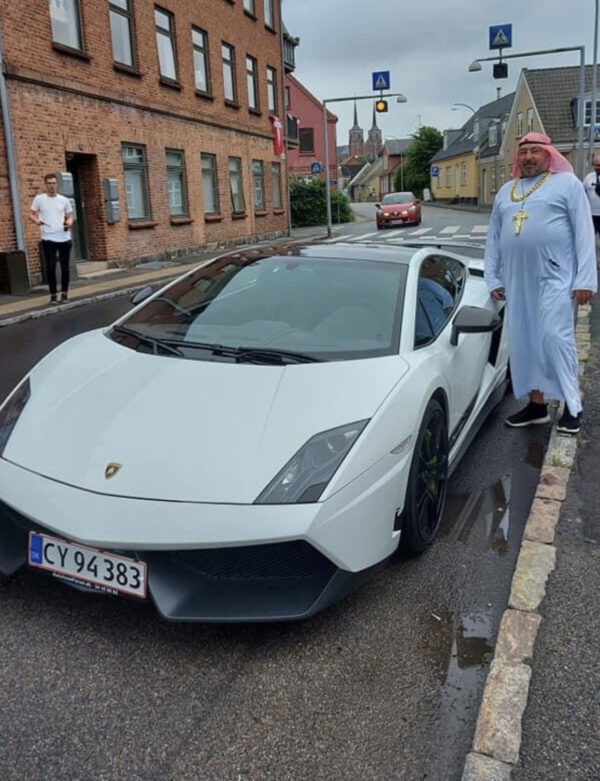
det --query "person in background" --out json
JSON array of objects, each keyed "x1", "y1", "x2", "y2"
[
  {"x1": 29, "y1": 173, "x2": 73, "y2": 304},
  {"x1": 583, "y1": 153, "x2": 600, "y2": 241}
]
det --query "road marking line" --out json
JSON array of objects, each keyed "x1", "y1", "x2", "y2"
[
  {"x1": 471, "y1": 225, "x2": 489, "y2": 233},
  {"x1": 322, "y1": 234, "x2": 354, "y2": 243},
  {"x1": 408, "y1": 228, "x2": 432, "y2": 235},
  {"x1": 350, "y1": 231, "x2": 379, "y2": 241},
  {"x1": 440, "y1": 226, "x2": 460, "y2": 234}
]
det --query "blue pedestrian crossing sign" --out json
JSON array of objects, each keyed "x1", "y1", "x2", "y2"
[
  {"x1": 311, "y1": 161, "x2": 323, "y2": 174},
  {"x1": 372, "y1": 71, "x2": 390, "y2": 91},
  {"x1": 431, "y1": 166, "x2": 440, "y2": 178},
  {"x1": 489, "y1": 24, "x2": 512, "y2": 50}
]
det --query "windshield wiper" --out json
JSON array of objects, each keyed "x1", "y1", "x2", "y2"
[
  {"x1": 230, "y1": 347, "x2": 322, "y2": 364},
  {"x1": 111, "y1": 325, "x2": 184, "y2": 356}
]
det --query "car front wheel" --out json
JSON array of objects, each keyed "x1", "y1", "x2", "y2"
[{"x1": 401, "y1": 398, "x2": 448, "y2": 554}]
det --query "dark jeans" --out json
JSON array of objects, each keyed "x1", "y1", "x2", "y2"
[
  {"x1": 593, "y1": 215, "x2": 600, "y2": 236},
  {"x1": 42, "y1": 239, "x2": 72, "y2": 295}
]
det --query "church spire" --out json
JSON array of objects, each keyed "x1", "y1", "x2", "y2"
[
  {"x1": 351, "y1": 101, "x2": 360, "y2": 130},
  {"x1": 371, "y1": 102, "x2": 379, "y2": 130}
]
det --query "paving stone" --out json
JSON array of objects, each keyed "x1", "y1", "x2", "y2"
[
  {"x1": 524, "y1": 498, "x2": 562, "y2": 544},
  {"x1": 509, "y1": 541, "x2": 556, "y2": 613},
  {"x1": 535, "y1": 466, "x2": 569, "y2": 501},
  {"x1": 545, "y1": 432, "x2": 578, "y2": 469},
  {"x1": 461, "y1": 752, "x2": 512, "y2": 781},
  {"x1": 494, "y1": 609, "x2": 542, "y2": 664},
  {"x1": 472, "y1": 660, "x2": 532, "y2": 765}
]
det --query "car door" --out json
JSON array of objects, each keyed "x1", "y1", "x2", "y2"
[{"x1": 414, "y1": 254, "x2": 492, "y2": 436}]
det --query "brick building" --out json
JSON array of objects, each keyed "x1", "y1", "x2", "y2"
[{"x1": 0, "y1": 0, "x2": 294, "y2": 288}]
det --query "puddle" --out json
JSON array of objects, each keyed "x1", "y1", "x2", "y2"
[{"x1": 442, "y1": 476, "x2": 512, "y2": 556}]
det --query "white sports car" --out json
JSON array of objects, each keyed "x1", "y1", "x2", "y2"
[{"x1": 0, "y1": 240, "x2": 508, "y2": 621}]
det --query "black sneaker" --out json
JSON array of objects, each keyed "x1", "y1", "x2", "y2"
[
  {"x1": 49, "y1": 295, "x2": 58, "y2": 305},
  {"x1": 60, "y1": 292, "x2": 68, "y2": 302},
  {"x1": 557, "y1": 406, "x2": 582, "y2": 434},
  {"x1": 505, "y1": 402, "x2": 550, "y2": 428}
]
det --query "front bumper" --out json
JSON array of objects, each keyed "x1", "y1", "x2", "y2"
[
  {"x1": 378, "y1": 213, "x2": 419, "y2": 226},
  {"x1": 0, "y1": 453, "x2": 409, "y2": 621}
]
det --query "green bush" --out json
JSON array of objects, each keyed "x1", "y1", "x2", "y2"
[{"x1": 289, "y1": 178, "x2": 354, "y2": 227}]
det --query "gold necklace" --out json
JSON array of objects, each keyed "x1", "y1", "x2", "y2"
[{"x1": 509, "y1": 170, "x2": 552, "y2": 235}]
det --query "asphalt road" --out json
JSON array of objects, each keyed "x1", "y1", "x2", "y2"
[{"x1": 0, "y1": 263, "x2": 550, "y2": 781}]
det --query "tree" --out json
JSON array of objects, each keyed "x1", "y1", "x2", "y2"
[
  {"x1": 289, "y1": 178, "x2": 354, "y2": 227},
  {"x1": 393, "y1": 126, "x2": 443, "y2": 197}
]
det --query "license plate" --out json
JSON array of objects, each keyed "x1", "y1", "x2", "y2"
[{"x1": 28, "y1": 532, "x2": 147, "y2": 599}]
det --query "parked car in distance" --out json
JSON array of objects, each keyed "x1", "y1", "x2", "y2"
[{"x1": 376, "y1": 192, "x2": 421, "y2": 229}]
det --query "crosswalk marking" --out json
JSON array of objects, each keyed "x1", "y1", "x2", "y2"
[
  {"x1": 408, "y1": 228, "x2": 432, "y2": 235},
  {"x1": 472, "y1": 225, "x2": 489, "y2": 234},
  {"x1": 323, "y1": 234, "x2": 354, "y2": 243},
  {"x1": 350, "y1": 231, "x2": 379, "y2": 241},
  {"x1": 440, "y1": 226, "x2": 460, "y2": 234}
]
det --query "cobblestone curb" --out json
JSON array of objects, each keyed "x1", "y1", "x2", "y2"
[{"x1": 461, "y1": 303, "x2": 592, "y2": 780}]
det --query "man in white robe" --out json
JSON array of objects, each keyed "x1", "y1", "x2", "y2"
[{"x1": 485, "y1": 132, "x2": 597, "y2": 434}]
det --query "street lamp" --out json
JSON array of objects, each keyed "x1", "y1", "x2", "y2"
[
  {"x1": 590, "y1": 0, "x2": 599, "y2": 167},
  {"x1": 452, "y1": 103, "x2": 476, "y2": 114},
  {"x1": 322, "y1": 91, "x2": 408, "y2": 237},
  {"x1": 468, "y1": 46, "x2": 586, "y2": 178}
]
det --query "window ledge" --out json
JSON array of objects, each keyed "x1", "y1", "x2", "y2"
[
  {"x1": 170, "y1": 216, "x2": 193, "y2": 225},
  {"x1": 225, "y1": 100, "x2": 240, "y2": 110},
  {"x1": 244, "y1": 9, "x2": 257, "y2": 20},
  {"x1": 249, "y1": 107, "x2": 262, "y2": 117},
  {"x1": 264, "y1": 24, "x2": 277, "y2": 35},
  {"x1": 52, "y1": 42, "x2": 90, "y2": 61},
  {"x1": 159, "y1": 77, "x2": 182, "y2": 90},
  {"x1": 205, "y1": 213, "x2": 223, "y2": 223},
  {"x1": 114, "y1": 62, "x2": 142, "y2": 78},
  {"x1": 299, "y1": 151, "x2": 315, "y2": 156},
  {"x1": 195, "y1": 89, "x2": 214, "y2": 101},
  {"x1": 232, "y1": 211, "x2": 247, "y2": 220},
  {"x1": 254, "y1": 209, "x2": 268, "y2": 217},
  {"x1": 128, "y1": 220, "x2": 158, "y2": 230},
  {"x1": 273, "y1": 208, "x2": 284, "y2": 215}
]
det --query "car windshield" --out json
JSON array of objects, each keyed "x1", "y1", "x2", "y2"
[
  {"x1": 382, "y1": 193, "x2": 415, "y2": 205},
  {"x1": 111, "y1": 254, "x2": 406, "y2": 362}
]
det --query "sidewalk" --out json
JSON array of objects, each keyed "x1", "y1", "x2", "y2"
[
  {"x1": 0, "y1": 225, "x2": 329, "y2": 327},
  {"x1": 426, "y1": 200, "x2": 492, "y2": 214}
]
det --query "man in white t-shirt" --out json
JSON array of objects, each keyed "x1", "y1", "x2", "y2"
[
  {"x1": 29, "y1": 173, "x2": 73, "y2": 304},
  {"x1": 583, "y1": 154, "x2": 600, "y2": 238}
]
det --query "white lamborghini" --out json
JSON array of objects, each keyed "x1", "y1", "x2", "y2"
[{"x1": 0, "y1": 240, "x2": 508, "y2": 621}]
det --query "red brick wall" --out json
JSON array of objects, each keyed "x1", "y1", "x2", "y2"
[{"x1": 0, "y1": 0, "x2": 288, "y2": 284}]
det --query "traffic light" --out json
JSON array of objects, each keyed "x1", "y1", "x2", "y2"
[{"x1": 375, "y1": 99, "x2": 388, "y2": 113}]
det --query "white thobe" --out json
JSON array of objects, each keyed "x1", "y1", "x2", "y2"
[{"x1": 484, "y1": 172, "x2": 597, "y2": 414}]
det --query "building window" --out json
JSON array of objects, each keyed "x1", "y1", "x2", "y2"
[
  {"x1": 222, "y1": 43, "x2": 237, "y2": 104},
  {"x1": 49, "y1": 0, "x2": 83, "y2": 50},
  {"x1": 155, "y1": 7, "x2": 177, "y2": 81},
  {"x1": 267, "y1": 66, "x2": 277, "y2": 114},
  {"x1": 201, "y1": 154, "x2": 219, "y2": 214},
  {"x1": 516, "y1": 112, "x2": 523, "y2": 137},
  {"x1": 272, "y1": 162, "x2": 282, "y2": 209},
  {"x1": 243, "y1": 0, "x2": 255, "y2": 14},
  {"x1": 584, "y1": 99, "x2": 600, "y2": 126},
  {"x1": 445, "y1": 166, "x2": 452, "y2": 188},
  {"x1": 285, "y1": 85, "x2": 291, "y2": 109},
  {"x1": 264, "y1": 0, "x2": 274, "y2": 28},
  {"x1": 109, "y1": 0, "x2": 135, "y2": 67},
  {"x1": 299, "y1": 128, "x2": 314, "y2": 153},
  {"x1": 166, "y1": 149, "x2": 188, "y2": 216},
  {"x1": 122, "y1": 144, "x2": 150, "y2": 220},
  {"x1": 488, "y1": 123, "x2": 498, "y2": 146},
  {"x1": 527, "y1": 108, "x2": 534, "y2": 132},
  {"x1": 252, "y1": 161, "x2": 265, "y2": 210},
  {"x1": 460, "y1": 162, "x2": 467, "y2": 186},
  {"x1": 473, "y1": 119, "x2": 480, "y2": 142},
  {"x1": 228, "y1": 157, "x2": 246, "y2": 213},
  {"x1": 246, "y1": 55, "x2": 259, "y2": 111},
  {"x1": 500, "y1": 167, "x2": 506, "y2": 186},
  {"x1": 192, "y1": 27, "x2": 210, "y2": 94},
  {"x1": 491, "y1": 167, "x2": 497, "y2": 193}
]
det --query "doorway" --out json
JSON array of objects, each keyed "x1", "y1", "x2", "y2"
[{"x1": 66, "y1": 154, "x2": 90, "y2": 262}]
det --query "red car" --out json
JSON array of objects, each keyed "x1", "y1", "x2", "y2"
[{"x1": 376, "y1": 192, "x2": 421, "y2": 229}]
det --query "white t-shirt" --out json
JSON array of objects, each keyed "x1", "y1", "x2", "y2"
[
  {"x1": 30, "y1": 193, "x2": 73, "y2": 242},
  {"x1": 583, "y1": 171, "x2": 600, "y2": 216}
]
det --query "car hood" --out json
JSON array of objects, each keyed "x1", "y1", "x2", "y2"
[
  {"x1": 380, "y1": 202, "x2": 415, "y2": 212},
  {"x1": 5, "y1": 331, "x2": 409, "y2": 503}
]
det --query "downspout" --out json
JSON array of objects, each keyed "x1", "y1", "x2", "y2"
[
  {"x1": 278, "y1": 3, "x2": 292, "y2": 239},
  {"x1": 0, "y1": 12, "x2": 25, "y2": 251}
]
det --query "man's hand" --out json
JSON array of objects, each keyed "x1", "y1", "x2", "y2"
[
  {"x1": 572, "y1": 289, "x2": 594, "y2": 305},
  {"x1": 491, "y1": 287, "x2": 505, "y2": 301}
]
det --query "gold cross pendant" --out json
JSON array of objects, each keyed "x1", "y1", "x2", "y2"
[{"x1": 513, "y1": 209, "x2": 528, "y2": 236}]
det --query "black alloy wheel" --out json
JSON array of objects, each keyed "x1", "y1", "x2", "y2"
[{"x1": 401, "y1": 398, "x2": 448, "y2": 554}]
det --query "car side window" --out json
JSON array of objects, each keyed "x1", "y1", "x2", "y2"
[{"x1": 415, "y1": 255, "x2": 465, "y2": 347}]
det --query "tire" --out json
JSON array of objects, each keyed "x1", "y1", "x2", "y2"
[{"x1": 401, "y1": 398, "x2": 448, "y2": 555}]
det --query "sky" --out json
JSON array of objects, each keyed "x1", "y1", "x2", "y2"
[{"x1": 283, "y1": 0, "x2": 599, "y2": 149}]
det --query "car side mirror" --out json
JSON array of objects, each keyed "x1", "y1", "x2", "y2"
[
  {"x1": 415, "y1": 199, "x2": 421, "y2": 204},
  {"x1": 375, "y1": 203, "x2": 381, "y2": 209},
  {"x1": 130, "y1": 285, "x2": 154, "y2": 306},
  {"x1": 450, "y1": 305, "x2": 501, "y2": 346}
]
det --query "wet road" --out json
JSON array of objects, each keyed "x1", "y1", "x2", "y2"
[{"x1": 0, "y1": 298, "x2": 549, "y2": 781}]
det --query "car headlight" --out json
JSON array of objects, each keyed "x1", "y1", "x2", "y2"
[
  {"x1": 408, "y1": 206, "x2": 417, "y2": 213},
  {"x1": 255, "y1": 420, "x2": 369, "y2": 504},
  {"x1": 376, "y1": 209, "x2": 383, "y2": 216},
  {"x1": 0, "y1": 377, "x2": 31, "y2": 457}
]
